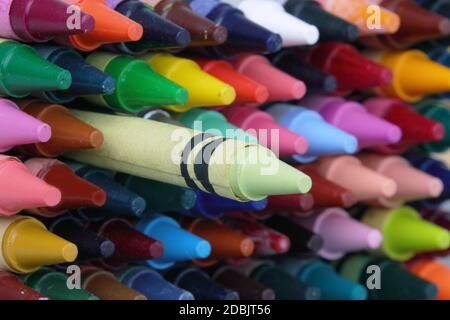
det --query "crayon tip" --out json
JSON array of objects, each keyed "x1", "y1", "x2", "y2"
[
  {"x1": 212, "y1": 26, "x2": 229, "y2": 44},
  {"x1": 128, "y1": 24, "x2": 144, "y2": 41},
  {"x1": 43, "y1": 188, "x2": 63, "y2": 207},
  {"x1": 37, "y1": 124, "x2": 52, "y2": 143},
  {"x1": 101, "y1": 77, "x2": 117, "y2": 95},
  {"x1": 341, "y1": 192, "x2": 356, "y2": 208},
  {"x1": 267, "y1": 34, "x2": 283, "y2": 53},
  {"x1": 89, "y1": 130, "x2": 104, "y2": 148},
  {"x1": 62, "y1": 243, "x2": 79, "y2": 262},
  {"x1": 219, "y1": 85, "x2": 237, "y2": 105}
]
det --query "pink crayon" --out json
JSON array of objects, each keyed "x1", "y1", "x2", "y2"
[
  {"x1": 359, "y1": 154, "x2": 444, "y2": 208},
  {"x1": 300, "y1": 95, "x2": 402, "y2": 148},
  {"x1": 293, "y1": 207, "x2": 383, "y2": 260},
  {"x1": 312, "y1": 155, "x2": 397, "y2": 202},
  {"x1": 0, "y1": 99, "x2": 51, "y2": 152},
  {"x1": 0, "y1": 155, "x2": 61, "y2": 216},
  {"x1": 231, "y1": 54, "x2": 306, "y2": 102},
  {"x1": 222, "y1": 105, "x2": 309, "y2": 157}
]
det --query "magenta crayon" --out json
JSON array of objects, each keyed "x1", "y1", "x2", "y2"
[
  {"x1": 231, "y1": 54, "x2": 307, "y2": 102},
  {"x1": 294, "y1": 208, "x2": 383, "y2": 260},
  {"x1": 301, "y1": 95, "x2": 402, "y2": 148},
  {"x1": 359, "y1": 154, "x2": 444, "y2": 208},
  {"x1": 222, "y1": 106, "x2": 308, "y2": 157},
  {"x1": 224, "y1": 218, "x2": 290, "y2": 256},
  {"x1": 0, "y1": 0, "x2": 95, "y2": 42},
  {"x1": 363, "y1": 97, "x2": 446, "y2": 154},
  {"x1": 0, "y1": 98, "x2": 51, "y2": 152}
]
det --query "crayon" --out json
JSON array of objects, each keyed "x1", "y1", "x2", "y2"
[
  {"x1": 0, "y1": 156, "x2": 61, "y2": 216},
  {"x1": 177, "y1": 108, "x2": 259, "y2": 143},
  {"x1": 33, "y1": 45, "x2": 116, "y2": 104},
  {"x1": 183, "y1": 191, "x2": 267, "y2": 220},
  {"x1": 56, "y1": 0, "x2": 143, "y2": 52},
  {"x1": 189, "y1": 0, "x2": 282, "y2": 56},
  {"x1": 338, "y1": 254, "x2": 438, "y2": 300},
  {"x1": 266, "y1": 193, "x2": 315, "y2": 213},
  {"x1": 64, "y1": 110, "x2": 312, "y2": 202},
  {"x1": 362, "y1": 206, "x2": 450, "y2": 261},
  {"x1": 222, "y1": 106, "x2": 309, "y2": 157},
  {"x1": 300, "y1": 95, "x2": 402, "y2": 148},
  {"x1": 367, "y1": 49, "x2": 450, "y2": 102},
  {"x1": 292, "y1": 165, "x2": 356, "y2": 209},
  {"x1": 70, "y1": 164, "x2": 147, "y2": 220},
  {"x1": 407, "y1": 155, "x2": 450, "y2": 207},
  {"x1": 427, "y1": 46, "x2": 450, "y2": 99},
  {"x1": 421, "y1": 208, "x2": 450, "y2": 231},
  {"x1": 231, "y1": 54, "x2": 307, "y2": 102},
  {"x1": 90, "y1": 218, "x2": 164, "y2": 269},
  {"x1": 359, "y1": 154, "x2": 444, "y2": 208},
  {"x1": 81, "y1": 266, "x2": 146, "y2": 300},
  {"x1": 192, "y1": 58, "x2": 269, "y2": 104},
  {"x1": 415, "y1": 0, "x2": 450, "y2": 49},
  {"x1": 264, "y1": 215, "x2": 324, "y2": 256},
  {"x1": 24, "y1": 158, "x2": 107, "y2": 217},
  {"x1": 15, "y1": 100, "x2": 104, "y2": 158},
  {"x1": 221, "y1": 0, "x2": 319, "y2": 47},
  {"x1": 270, "y1": 50, "x2": 337, "y2": 94},
  {"x1": 22, "y1": 268, "x2": 98, "y2": 300},
  {"x1": 363, "y1": 97, "x2": 446, "y2": 154},
  {"x1": 301, "y1": 43, "x2": 393, "y2": 95},
  {"x1": 224, "y1": 218, "x2": 290, "y2": 256},
  {"x1": 0, "y1": 39, "x2": 71, "y2": 98},
  {"x1": 238, "y1": 260, "x2": 321, "y2": 300},
  {"x1": 282, "y1": 0, "x2": 359, "y2": 42},
  {"x1": 117, "y1": 266, "x2": 194, "y2": 300},
  {"x1": 106, "y1": 0, "x2": 190, "y2": 54},
  {"x1": 361, "y1": 0, "x2": 450, "y2": 49},
  {"x1": 294, "y1": 208, "x2": 383, "y2": 260},
  {"x1": 166, "y1": 266, "x2": 240, "y2": 300},
  {"x1": 46, "y1": 216, "x2": 115, "y2": 261},
  {"x1": 85, "y1": 52, "x2": 188, "y2": 113},
  {"x1": 316, "y1": 0, "x2": 400, "y2": 35},
  {"x1": 145, "y1": 0, "x2": 228, "y2": 47},
  {"x1": 407, "y1": 258, "x2": 450, "y2": 300},
  {"x1": 279, "y1": 259, "x2": 368, "y2": 300},
  {"x1": 0, "y1": 272, "x2": 48, "y2": 300},
  {"x1": 183, "y1": 218, "x2": 255, "y2": 266},
  {"x1": 136, "y1": 214, "x2": 211, "y2": 269},
  {"x1": 140, "y1": 108, "x2": 186, "y2": 127},
  {"x1": 142, "y1": 53, "x2": 236, "y2": 112},
  {"x1": 0, "y1": 99, "x2": 51, "y2": 152},
  {"x1": 0, "y1": 215, "x2": 77, "y2": 273},
  {"x1": 414, "y1": 99, "x2": 450, "y2": 153},
  {"x1": 117, "y1": 176, "x2": 196, "y2": 214},
  {"x1": 0, "y1": 0, "x2": 94, "y2": 42},
  {"x1": 312, "y1": 155, "x2": 397, "y2": 201},
  {"x1": 211, "y1": 266, "x2": 275, "y2": 300},
  {"x1": 267, "y1": 103, "x2": 358, "y2": 163}
]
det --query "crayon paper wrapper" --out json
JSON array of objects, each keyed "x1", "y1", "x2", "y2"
[{"x1": 65, "y1": 110, "x2": 252, "y2": 201}]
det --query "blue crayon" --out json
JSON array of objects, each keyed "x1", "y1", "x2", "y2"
[
  {"x1": 279, "y1": 259, "x2": 368, "y2": 300},
  {"x1": 182, "y1": 190, "x2": 267, "y2": 219},
  {"x1": 117, "y1": 266, "x2": 194, "y2": 300},
  {"x1": 266, "y1": 104, "x2": 358, "y2": 163},
  {"x1": 136, "y1": 214, "x2": 211, "y2": 269},
  {"x1": 68, "y1": 164, "x2": 147, "y2": 220},
  {"x1": 117, "y1": 175, "x2": 197, "y2": 213},
  {"x1": 33, "y1": 45, "x2": 115, "y2": 104},
  {"x1": 189, "y1": 0, "x2": 282, "y2": 58},
  {"x1": 406, "y1": 155, "x2": 450, "y2": 208},
  {"x1": 164, "y1": 266, "x2": 240, "y2": 300}
]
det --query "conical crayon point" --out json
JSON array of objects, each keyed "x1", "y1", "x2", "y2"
[{"x1": 230, "y1": 146, "x2": 312, "y2": 201}]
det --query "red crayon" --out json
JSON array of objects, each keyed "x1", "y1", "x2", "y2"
[
  {"x1": 24, "y1": 158, "x2": 106, "y2": 217},
  {"x1": 192, "y1": 58, "x2": 269, "y2": 104},
  {"x1": 90, "y1": 218, "x2": 164, "y2": 269},
  {"x1": 0, "y1": 272, "x2": 49, "y2": 300},
  {"x1": 300, "y1": 43, "x2": 392, "y2": 95},
  {"x1": 295, "y1": 165, "x2": 356, "y2": 209},
  {"x1": 364, "y1": 97, "x2": 445, "y2": 154},
  {"x1": 266, "y1": 193, "x2": 315, "y2": 213},
  {"x1": 224, "y1": 219, "x2": 291, "y2": 256}
]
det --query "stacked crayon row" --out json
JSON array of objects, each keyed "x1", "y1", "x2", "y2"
[{"x1": 2, "y1": 0, "x2": 450, "y2": 301}]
